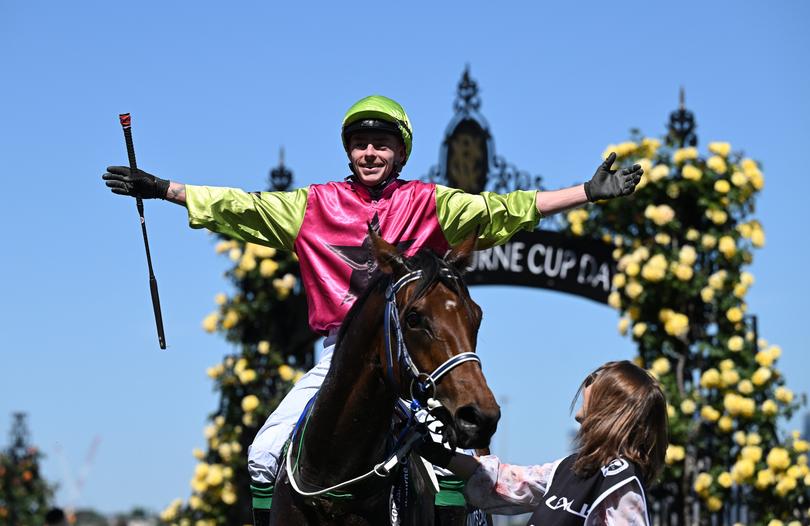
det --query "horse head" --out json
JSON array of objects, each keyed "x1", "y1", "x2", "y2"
[{"x1": 369, "y1": 226, "x2": 500, "y2": 449}]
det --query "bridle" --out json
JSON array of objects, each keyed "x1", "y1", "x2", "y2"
[
  {"x1": 383, "y1": 268, "x2": 482, "y2": 404},
  {"x1": 285, "y1": 266, "x2": 483, "y2": 498}
]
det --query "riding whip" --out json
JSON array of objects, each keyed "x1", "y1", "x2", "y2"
[{"x1": 118, "y1": 113, "x2": 167, "y2": 349}]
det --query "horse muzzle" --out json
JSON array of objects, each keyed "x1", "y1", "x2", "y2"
[{"x1": 453, "y1": 404, "x2": 500, "y2": 449}]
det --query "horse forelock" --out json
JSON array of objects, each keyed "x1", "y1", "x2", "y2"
[{"x1": 335, "y1": 248, "x2": 473, "y2": 351}]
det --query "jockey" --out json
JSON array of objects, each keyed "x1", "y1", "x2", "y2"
[{"x1": 103, "y1": 95, "x2": 643, "y2": 524}]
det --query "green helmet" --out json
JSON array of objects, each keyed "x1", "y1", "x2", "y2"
[{"x1": 342, "y1": 95, "x2": 413, "y2": 164}]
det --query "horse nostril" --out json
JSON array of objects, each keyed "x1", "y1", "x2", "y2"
[{"x1": 455, "y1": 405, "x2": 484, "y2": 433}]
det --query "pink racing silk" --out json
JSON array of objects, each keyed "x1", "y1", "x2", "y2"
[
  {"x1": 185, "y1": 179, "x2": 539, "y2": 336},
  {"x1": 294, "y1": 179, "x2": 450, "y2": 335}
]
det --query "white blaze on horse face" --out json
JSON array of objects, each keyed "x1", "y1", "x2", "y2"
[{"x1": 444, "y1": 299, "x2": 458, "y2": 311}]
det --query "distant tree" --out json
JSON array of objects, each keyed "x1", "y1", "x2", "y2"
[{"x1": 0, "y1": 413, "x2": 54, "y2": 525}]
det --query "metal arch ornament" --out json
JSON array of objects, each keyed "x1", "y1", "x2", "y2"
[
  {"x1": 424, "y1": 66, "x2": 544, "y2": 195},
  {"x1": 269, "y1": 147, "x2": 293, "y2": 191},
  {"x1": 666, "y1": 87, "x2": 698, "y2": 148}
]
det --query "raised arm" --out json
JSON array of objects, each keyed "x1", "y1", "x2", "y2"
[{"x1": 535, "y1": 152, "x2": 643, "y2": 216}]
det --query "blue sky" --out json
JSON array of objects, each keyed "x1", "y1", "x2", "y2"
[{"x1": 1, "y1": 0, "x2": 808, "y2": 515}]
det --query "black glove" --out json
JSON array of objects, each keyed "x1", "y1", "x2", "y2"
[
  {"x1": 102, "y1": 166, "x2": 170, "y2": 199},
  {"x1": 414, "y1": 436, "x2": 455, "y2": 469},
  {"x1": 584, "y1": 152, "x2": 643, "y2": 202}
]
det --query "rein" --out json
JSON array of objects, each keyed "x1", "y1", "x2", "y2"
[{"x1": 286, "y1": 268, "x2": 482, "y2": 499}]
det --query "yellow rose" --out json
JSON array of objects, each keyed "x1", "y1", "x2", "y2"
[
  {"x1": 718, "y1": 415, "x2": 734, "y2": 433},
  {"x1": 756, "y1": 469, "x2": 775, "y2": 489},
  {"x1": 748, "y1": 434, "x2": 763, "y2": 447},
  {"x1": 733, "y1": 431, "x2": 747, "y2": 446},
  {"x1": 238, "y1": 369, "x2": 257, "y2": 384},
  {"x1": 733, "y1": 283, "x2": 747, "y2": 298},
  {"x1": 641, "y1": 255, "x2": 668, "y2": 282},
  {"x1": 241, "y1": 394, "x2": 260, "y2": 413},
  {"x1": 570, "y1": 223, "x2": 584, "y2": 235},
  {"x1": 717, "y1": 471, "x2": 733, "y2": 488},
  {"x1": 655, "y1": 233, "x2": 671, "y2": 245},
  {"x1": 665, "y1": 444, "x2": 685, "y2": 464},
  {"x1": 700, "y1": 405, "x2": 720, "y2": 422},
  {"x1": 228, "y1": 247, "x2": 243, "y2": 262},
  {"x1": 752, "y1": 367, "x2": 772, "y2": 386},
  {"x1": 189, "y1": 494, "x2": 203, "y2": 510},
  {"x1": 721, "y1": 369, "x2": 740, "y2": 386},
  {"x1": 694, "y1": 472, "x2": 713, "y2": 493},
  {"x1": 767, "y1": 447, "x2": 790, "y2": 471},
  {"x1": 612, "y1": 273, "x2": 626, "y2": 288},
  {"x1": 632, "y1": 322, "x2": 647, "y2": 338},
  {"x1": 643, "y1": 204, "x2": 675, "y2": 226},
  {"x1": 708, "y1": 156, "x2": 728, "y2": 175},
  {"x1": 793, "y1": 440, "x2": 809, "y2": 453},
  {"x1": 706, "y1": 496, "x2": 723, "y2": 512},
  {"x1": 701, "y1": 234, "x2": 717, "y2": 250},
  {"x1": 708, "y1": 270, "x2": 726, "y2": 289},
  {"x1": 700, "y1": 287, "x2": 715, "y2": 303},
  {"x1": 618, "y1": 318, "x2": 629, "y2": 336},
  {"x1": 673, "y1": 147, "x2": 698, "y2": 164},
  {"x1": 608, "y1": 291, "x2": 621, "y2": 309},
  {"x1": 278, "y1": 364, "x2": 295, "y2": 382},
  {"x1": 258, "y1": 340, "x2": 270, "y2": 354},
  {"x1": 625, "y1": 261, "x2": 640, "y2": 277},
  {"x1": 751, "y1": 228, "x2": 765, "y2": 247},
  {"x1": 680, "y1": 399, "x2": 696, "y2": 415},
  {"x1": 726, "y1": 307, "x2": 743, "y2": 323},
  {"x1": 738, "y1": 379, "x2": 754, "y2": 395},
  {"x1": 259, "y1": 258, "x2": 279, "y2": 278},
  {"x1": 221, "y1": 309, "x2": 240, "y2": 329},
  {"x1": 700, "y1": 368, "x2": 721, "y2": 388},
  {"x1": 726, "y1": 335, "x2": 743, "y2": 352},
  {"x1": 708, "y1": 209, "x2": 728, "y2": 225},
  {"x1": 769, "y1": 345, "x2": 782, "y2": 359},
  {"x1": 732, "y1": 458, "x2": 755, "y2": 482},
  {"x1": 708, "y1": 141, "x2": 731, "y2": 157},
  {"x1": 740, "y1": 271, "x2": 754, "y2": 286},
  {"x1": 192, "y1": 447, "x2": 205, "y2": 460},
  {"x1": 714, "y1": 179, "x2": 731, "y2": 193},
  {"x1": 202, "y1": 312, "x2": 219, "y2": 333},
  {"x1": 731, "y1": 170, "x2": 747, "y2": 187},
  {"x1": 675, "y1": 264, "x2": 694, "y2": 281},
  {"x1": 741, "y1": 445, "x2": 763, "y2": 462},
  {"x1": 718, "y1": 236, "x2": 736, "y2": 258},
  {"x1": 649, "y1": 164, "x2": 669, "y2": 182},
  {"x1": 652, "y1": 357, "x2": 671, "y2": 375},
  {"x1": 239, "y1": 254, "x2": 257, "y2": 272},
  {"x1": 677, "y1": 245, "x2": 696, "y2": 265},
  {"x1": 681, "y1": 164, "x2": 702, "y2": 181},
  {"x1": 206, "y1": 364, "x2": 224, "y2": 379},
  {"x1": 222, "y1": 487, "x2": 237, "y2": 505},
  {"x1": 740, "y1": 397, "x2": 756, "y2": 418},
  {"x1": 625, "y1": 281, "x2": 644, "y2": 299},
  {"x1": 664, "y1": 313, "x2": 689, "y2": 337},
  {"x1": 761, "y1": 399, "x2": 778, "y2": 416},
  {"x1": 724, "y1": 393, "x2": 744, "y2": 416},
  {"x1": 206, "y1": 464, "x2": 224, "y2": 486}
]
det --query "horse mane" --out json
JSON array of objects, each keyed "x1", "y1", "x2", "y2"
[{"x1": 334, "y1": 248, "x2": 472, "y2": 352}]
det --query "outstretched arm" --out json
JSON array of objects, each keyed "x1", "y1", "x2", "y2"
[{"x1": 535, "y1": 152, "x2": 643, "y2": 216}]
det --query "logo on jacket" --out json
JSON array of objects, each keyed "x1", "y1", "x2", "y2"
[
  {"x1": 544, "y1": 495, "x2": 589, "y2": 519},
  {"x1": 325, "y1": 213, "x2": 415, "y2": 304},
  {"x1": 601, "y1": 458, "x2": 629, "y2": 477}
]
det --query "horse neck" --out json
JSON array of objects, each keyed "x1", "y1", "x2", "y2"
[{"x1": 298, "y1": 288, "x2": 399, "y2": 487}]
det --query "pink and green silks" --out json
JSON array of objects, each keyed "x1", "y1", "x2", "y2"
[{"x1": 186, "y1": 179, "x2": 539, "y2": 335}]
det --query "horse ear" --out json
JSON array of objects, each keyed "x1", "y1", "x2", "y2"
[
  {"x1": 445, "y1": 229, "x2": 479, "y2": 273},
  {"x1": 369, "y1": 223, "x2": 406, "y2": 275}
]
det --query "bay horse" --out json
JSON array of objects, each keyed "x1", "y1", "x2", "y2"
[{"x1": 268, "y1": 229, "x2": 500, "y2": 525}]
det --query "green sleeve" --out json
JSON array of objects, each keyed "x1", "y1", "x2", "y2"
[
  {"x1": 435, "y1": 185, "x2": 541, "y2": 249},
  {"x1": 185, "y1": 185, "x2": 308, "y2": 251}
]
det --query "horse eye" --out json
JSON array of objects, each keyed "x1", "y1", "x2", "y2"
[{"x1": 405, "y1": 311, "x2": 421, "y2": 328}]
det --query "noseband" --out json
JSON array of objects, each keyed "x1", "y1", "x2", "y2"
[{"x1": 383, "y1": 268, "x2": 482, "y2": 405}]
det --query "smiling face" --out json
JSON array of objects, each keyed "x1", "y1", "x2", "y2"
[{"x1": 347, "y1": 131, "x2": 406, "y2": 186}]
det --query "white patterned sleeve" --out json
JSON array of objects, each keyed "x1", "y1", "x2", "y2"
[
  {"x1": 463, "y1": 455, "x2": 557, "y2": 515},
  {"x1": 585, "y1": 478, "x2": 650, "y2": 526}
]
